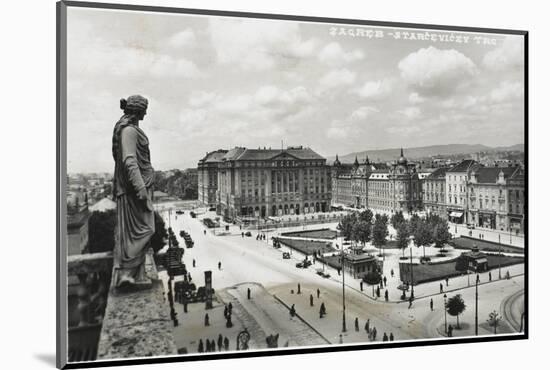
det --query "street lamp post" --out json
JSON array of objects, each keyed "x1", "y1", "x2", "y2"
[
  {"x1": 498, "y1": 234, "x2": 502, "y2": 280},
  {"x1": 341, "y1": 247, "x2": 347, "y2": 332},
  {"x1": 444, "y1": 293, "x2": 448, "y2": 336},
  {"x1": 409, "y1": 247, "x2": 414, "y2": 299},
  {"x1": 475, "y1": 267, "x2": 479, "y2": 336}
]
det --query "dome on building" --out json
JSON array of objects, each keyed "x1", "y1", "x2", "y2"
[
  {"x1": 397, "y1": 148, "x2": 407, "y2": 165},
  {"x1": 333, "y1": 154, "x2": 341, "y2": 166}
]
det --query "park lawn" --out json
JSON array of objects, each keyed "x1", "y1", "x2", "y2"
[
  {"x1": 400, "y1": 254, "x2": 524, "y2": 285},
  {"x1": 281, "y1": 228, "x2": 338, "y2": 240},
  {"x1": 276, "y1": 237, "x2": 336, "y2": 256},
  {"x1": 450, "y1": 236, "x2": 524, "y2": 254}
]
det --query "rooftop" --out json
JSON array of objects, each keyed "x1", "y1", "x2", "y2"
[
  {"x1": 472, "y1": 166, "x2": 520, "y2": 184},
  {"x1": 222, "y1": 146, "x2": 325, "y2": 161},
  {"x1": 448, "y1": 159, "x2": 480, "y2": 173}
]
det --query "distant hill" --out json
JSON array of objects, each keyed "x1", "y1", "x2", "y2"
[{"x1": 329, "y1": 144, "x2": 524, "y2": 164}]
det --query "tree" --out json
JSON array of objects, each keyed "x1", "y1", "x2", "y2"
[
  {"x1": 337, "y1": 213, "x2": 357, "y2": 242},
  {"x1": 408, "y1": 213, "x2": 421, "y2": 236},
  {"x1": 396, "y1": 221, "x2": 410, "y2": 258},
  {"x1": 88, "y1": 210, "x2": 117, "y2": 253},
  {"x1": 433, "y1": 219, "x2": 452, "y2": 252},
  {"x1": 372, "y1": 214, "x2": 389, "y2": 257},
  {"x1": 413, "y1": 217, "x2": 432, "y2": 259},
  {"x1": 353, "y1": 220, "x2": 371, "y2": 246},
  {"x1": 487, "y1": 310, "x2": 501, "y2": 335},
  {"x1": 446, "y1": 294, "x2": 466, "y2": 329},
  {"x1": 358, "y1": 209, "x2": 374, "y2": 225},
  {"x1": 150, "y1": 211, "x2": 168, "y2": 254},
  {"x1": 390, "y1": 210, "x2": 405, "y2": 230}
]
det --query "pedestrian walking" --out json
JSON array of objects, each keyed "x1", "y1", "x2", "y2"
[
  {"x1": 228, "y1": 302, "x2": 233, "y2": 314},
  {"x1": 218, "y1": 334, "x2": 223, "y2": 352},
  {"x1": 440, "y1": 282, "x2": 443, "y2": 293},
  {"x1": 198, "y1": 339, "x2": 204, "y2": 353},
  {"x1": 192, "y1": 259, "x2": 196, "y2": 268},
  {"x1": 445, "y1": 277, "x2": 449, "y2": 286},
  {"x1": 408, "y1": 296, "x2": 414, "y2": 309},
  {"x1": 376, "y1": 286, "x2": 380, "y2": 298},
  {"x1": 290, "y1": 304, "x2": 296, "y2": 318},
  {"x1": 489, "y1": 272, "x2": 492, "y2": 281},
  {"x1": 317, "y1": 288, "x2": 321, "y2": 298},
  {"x1": 391, "y1": 268, "x2": 394, "y2": 278},
  {"x1": 320, "y1": 302, "x2": 326, "y2": 318},
  {"x1": 448, "y1": 325, "x2": 453, "y2": 337},
  {"x1": 355, "y1": 317, "x2": 359, "y2": 331},
  {"x1": 360, "y1": 281, "x2": 364, "y2": 291},
  {"x1": 383, "y1": 276, "x2": 387, "y2": 287},
  {"x1": 247, "y1": 287, "x2": 251, "y2": 300},
  {"x1": 310, "y1": 294, "x2": 314, "y2": 307},
  {"x1": 372, "y1": 327, "x2": 377, "y2": 341},
  {"x1": 224, "y1": 336, "x2": 229, "y2": 351},
  {"x1": 383, "y1": 332, "x2": 388, "y2": 342},
  {"x1": 385, "y1": 289, "x2": 389, "y2": 302},
  {"x1": 204, "y1": 313, "x2": 210, "y2": 326},
  {"x1": 476, "y1": 274, "x2": 480, "y2": 284},
  {"x1": 204, "y1": 230, "x2": 206, "y2": 235},
  {"x1": 223, "y1": 305, "x2": 228, "y2": 318},
  {"x1": 389, "y1": 333, "x2": 394, "y2": 341},
  {"x1": 365, "y1": 319, "x2": 370, "y2": 333},
  {"x1": 183, "y1": 301, "x2": 188, "y2": 313},
  {"x1": 241, "y1": 232, "x2": 244, "y2": 238},
  {"x1": 297, "y1": 283, "x2": 301, "y2": 294},
  {"x1": 430, "y1": 298, "x2": 434, "y2": 311},
  {"x1": 218, "y1": 261, "x2": 222, "y2": 270},
  {"x1": 339, "y1": 334, "x2": 343, "y2": 344}
]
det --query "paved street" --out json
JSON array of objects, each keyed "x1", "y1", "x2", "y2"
[{"x1": 158, "y1": 203, "x2": 525, "y2": 353}]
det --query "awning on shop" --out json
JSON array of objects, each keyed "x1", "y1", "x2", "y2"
[{"x1": 450, "y1": 211, "x2": 463, "y2": 218}]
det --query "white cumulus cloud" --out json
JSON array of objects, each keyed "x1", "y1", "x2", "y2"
[
  {"x1": 319, "y1": 69, "x2": 356, "y2": 89},
  {"x1": 318, "y1": 42, "x2": 364, "y2": 65},
  {"x1": 398, "y1": 46, "x2": 477, "y2": 96},
  {"x1": 483, "y1": 36, "x2": 524, "y2": 71}
]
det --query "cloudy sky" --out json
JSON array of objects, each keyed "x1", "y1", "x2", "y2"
[{"x1": 67, "y1": 7, "x2": 525, "y2": 173}]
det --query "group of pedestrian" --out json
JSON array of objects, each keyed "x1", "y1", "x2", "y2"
[
  {"x1": 198, "y1": 335, "x2": 230, "y2": 353},
  {"x1": 256, "y1": 233, "x2": 267, "y2": 241},
  {"x1": 382, "y1": 332, "x2": 394, "y2": 342},
  {"x1": 223, "y1": 302, "x2": 233, "y2": 328}
]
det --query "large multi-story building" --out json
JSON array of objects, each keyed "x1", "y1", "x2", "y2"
[
  {"x1": 423, "y1": 167, "x2": 451, "y2": 218},
  {"x1": 445, "y1": 159, "x2": 481, "y2": 224},
  {"x1": 332, "y1": 149, "x2": 423, "y2": 214},
  {"x1": 207, "y1": 146, "x2": 332, "y2": 221},
  {"x1": 467, "y1": 166, "x2": 524, "y2": 233},
  {"x1": 197, "y1": 149, "x2": 227, "y2": 208}
]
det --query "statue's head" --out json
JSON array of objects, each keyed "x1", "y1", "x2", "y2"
[{"x1": 120, "y1": 95, "x2": 148, "y2": 121}]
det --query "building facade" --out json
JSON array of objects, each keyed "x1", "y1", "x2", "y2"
[
  {"x1": 467, "y1": 166, "x2": 524, "y2": 233},
  {"x1": 210, "y1": 146, "x2": 332, "y2": 221},
  {"x1": 331, "y1": 149, "x2": 423, "y2": 214},
  {"x1": 423, "y1": 167, "x2": 450, "y2": 218},
  {"x1": 445, "y1": 160, "x2": 481, "y2": 224},
  {"x1": 197, "y1": 149, "x2": 227, "y2": 207}
]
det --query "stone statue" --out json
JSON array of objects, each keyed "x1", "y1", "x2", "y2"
[{"x1": 111, "y1": 95, "x2": 155, "y2": 290}]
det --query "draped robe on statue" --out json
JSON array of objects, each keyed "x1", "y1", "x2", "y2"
[{"x1": 112, "y1": 116, "x2": 155, "y2": 287}]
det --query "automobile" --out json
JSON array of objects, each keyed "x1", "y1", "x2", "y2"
[
  {"x1": 295, "y1": 259, "x2": 312, "y2": 268},
  {"x1": 209, "y1": 207, "x2": 216, "y2": 212},
  {"x1": 244, "y1": 231, "x2": 252, "y2": 237},
  {"x1": 466, "y1": 223, "x2": 475, "y2": 229},
  {"x1": 282, "y1": 252, "x2": 291, "y2": 259},
  {"x1": 316, "y1": 269, "x2": 331, "y2": 278}
]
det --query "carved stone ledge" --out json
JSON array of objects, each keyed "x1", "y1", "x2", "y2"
[
  {"x1": 97, "y1": 253, "x2": 177, "y2": 360},
  {"x1": 68, "y1": 252, "x2": 113, "y2": 275}
]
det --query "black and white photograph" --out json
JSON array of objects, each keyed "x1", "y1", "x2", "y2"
[{"x1": 56, "y1": 1, "x2": 527, "y2": 368}]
